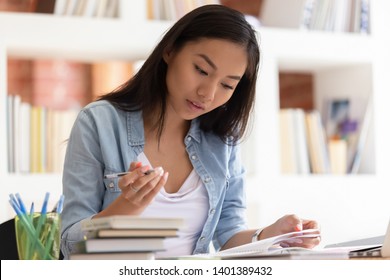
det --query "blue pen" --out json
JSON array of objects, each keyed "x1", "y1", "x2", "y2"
[
  {"x1": 15, "y1": 193, "x2": 27, "y2": 214},
  {"x1": 9, "y1": 194, "x2": 23, "y2": 214},
  {"x1": 29, "y1": 202, "x2": 34, "y2": 221},
  {"x1": 35, "y1": 192, "x2": 49, "y2": 235},
  {"x1": 41, "y1": 192, "x2": 50, "y2": 214},
  {"x1": 30, "y1": 202, "x2": 34, "y2": 215},
  {"x1": 57, "y1": 195, "x2": 65, "y2": 214}
]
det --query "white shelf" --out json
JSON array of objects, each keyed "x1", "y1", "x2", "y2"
[
  {"x1": 0, "y1": 12, "x2": 172, "y2": 61},
  {"x1": 259, "y1": 28, "x2": 374, "y2": 72}
]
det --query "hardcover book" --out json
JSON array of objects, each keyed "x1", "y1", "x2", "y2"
[
  {"x1": 81, "y1": 215, "x2": 184, "y2": 231},
  {"x1": 74, "y1": 237, "x2": 165, "y2": 253},
  {"x1": 70, "y1": 251, "x2": 155, "y2": 260},
  {"x1": 85, "y1": 228, "x2": 179, "y2": 238}
]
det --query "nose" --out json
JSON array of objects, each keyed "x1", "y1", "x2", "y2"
[{"x1": 197, "y1": 81, "x2": 217, "y2": 102}]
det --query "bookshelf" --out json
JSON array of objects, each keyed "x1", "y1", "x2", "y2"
[{"x1": 1, "y1": 0, "x2": 390, "y2": 247}]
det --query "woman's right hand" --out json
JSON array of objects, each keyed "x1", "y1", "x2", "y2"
[
  {"x1": 118, "y1": 162, "x2": 168, "y2": 214},
  {"x1": 94, "y1": 162, "x2": 168, "y2": 218}
]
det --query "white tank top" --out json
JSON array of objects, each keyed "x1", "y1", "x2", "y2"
[{"x1": 137, "y1": 153, "x2": 209, "y2": 258}]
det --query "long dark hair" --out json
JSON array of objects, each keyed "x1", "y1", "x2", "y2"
[{"x1": 99, "y1": 4, "x2": 260, "y2": 144}]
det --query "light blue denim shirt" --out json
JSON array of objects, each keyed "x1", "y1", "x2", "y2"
[{"x1": 61, "y1": 100, "x2": 248, "y2": 259}]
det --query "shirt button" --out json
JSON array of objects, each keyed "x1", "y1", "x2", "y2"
[
  {"x1": 108, "y1": 182, "x2": 115, "y2": 188},
  {"x1": 191, "y1": 155, "x2": 197, "y2": 160},
  {"x1": 204, "y1": 177, "x2": 211, "y2": 183},
  {"x1": 187, "y1": 136, "x2": 191, "y2": 142},
  {"x1": 210, "y1": 209, "x2": 215, "y2": 215},
  {"x1": 200, "y1": 236, "x2": 205, "y2": 242}
]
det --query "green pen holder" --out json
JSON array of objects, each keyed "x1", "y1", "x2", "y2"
[{"x1": 15, "y1": 212, "x2": 61, "y2": 260}]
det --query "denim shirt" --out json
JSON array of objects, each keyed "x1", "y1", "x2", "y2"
[{"x1": 61, "y1": 100, "x2": 248, "y2": 259}]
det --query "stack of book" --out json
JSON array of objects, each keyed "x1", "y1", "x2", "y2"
[{"x1": 70, "y1": 215, "x2": 184, "y2": 260}]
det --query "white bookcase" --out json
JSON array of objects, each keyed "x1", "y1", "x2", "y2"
[{"x1": 1, "y1": 0, "x2": 389, "y2": 246}]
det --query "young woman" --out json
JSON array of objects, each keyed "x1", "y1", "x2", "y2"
[{"x1": 61, "y1": 4, "x2": 320, "y2": 259}]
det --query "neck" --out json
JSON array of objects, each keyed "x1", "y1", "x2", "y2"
[{"x1": 143, "y1": 108, "x2": 190, "y2": 142}]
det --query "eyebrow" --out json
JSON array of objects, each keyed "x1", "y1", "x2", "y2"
[{"x1": 196, "y1": 53, "x2": 242, "y2": 81}]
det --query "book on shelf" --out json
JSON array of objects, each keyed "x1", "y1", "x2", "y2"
[
  {"x1": 328, "y1": 139, "x2": 347, "y2": 174},
  {"x1": 70, "y1": 251, "x2": 155, "y2": 260},
  {"x1": 260, "y1": 0, "x2": 371, "y2": 33},
  {"x1": 73, "y1": 237, "x2": 166, "y2": 253},
  {"x1": 260, "y1": 0, "x2": 309, "y2": 29},
  {"x1": 323, "y1": 97, "x2": 372, "y2": 174},
  {"x1": 147, "y1": 0, "x2": 220, "y2": 21},
  {"x1": 279, "y1": 108, "x2": 310, "y2": 174},
  {"x1": 6, "y1": 94, "x2": 78, "y2": 174},
  {"x1": 305, "y1": 110, "x2": 330, "y2": 174},
  {"x1": 81, "y1": 215, "x2": 185, "y2": 231},
  {"x1": 85, "y1": 228, "x2": 179, "y2": 239},
  {"x1": 53, "y1": 0, "x2": 119, "y2": 17},
  {"x1": 279, "y1": 94, "x2": 373, "y2": 175},
  {"x1": 349, "y1": 96, "x2": 373, "y2": 174}
]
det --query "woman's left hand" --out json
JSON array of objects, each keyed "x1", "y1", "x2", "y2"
[{"x1": 262, "y1": 214, "x2": 321, "y2": 249}]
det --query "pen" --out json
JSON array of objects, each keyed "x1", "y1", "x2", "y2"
[
  {"x1": 104, "y1": 169, "x2": 155, "y2": 179},
  {"x1": 57, "y1": 195, "x2": 65, "y2": 214}
]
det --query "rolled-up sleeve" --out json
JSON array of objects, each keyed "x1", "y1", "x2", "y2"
[
  {"x1": 213, "y1": 144, "x2": 248, "y2": 250},
  {"x1": 60, "y1": 109, "x2": 105, "y2": 258}
]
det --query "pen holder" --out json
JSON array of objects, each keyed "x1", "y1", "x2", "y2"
[{"x1": 15, "y1": 212, "x2": 61, "y2": 260}]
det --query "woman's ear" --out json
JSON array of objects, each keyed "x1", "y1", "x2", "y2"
[{"x1": 163, "y1": 48, "x2": 173, "y2": 64}]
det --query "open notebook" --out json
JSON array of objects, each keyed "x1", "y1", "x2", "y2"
[
  {"x1": 210, "y1": 229, "x2": 320, "y2": 259},
  {"x1": 174, "y1": 229, "x2": 328, "y2": 260}
]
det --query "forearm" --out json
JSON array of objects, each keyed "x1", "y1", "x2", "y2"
[
  {"x1": 220, "y1": 229, "x2": 258, "y2": 250},
  {"x1": 221, "y1": 224, "x2": 280, "y2": 250},
  {"x1": 93, "y1": 194, "x2": 142, "y2": 218}
]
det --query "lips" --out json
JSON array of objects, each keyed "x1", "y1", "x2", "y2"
[{"x1": 187, "y1": 100, "x2": 205, "y2": 111}]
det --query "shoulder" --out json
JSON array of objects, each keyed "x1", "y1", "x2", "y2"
[
  {"x1": 80, "y1": 100, "x2": 140, "y2": 120},
  {"x1": 82, "y1": 100, "x2": 118, "y2": 114}
]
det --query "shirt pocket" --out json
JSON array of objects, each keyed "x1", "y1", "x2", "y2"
[{"x1": 103, "y1": 177, "x2": 122, "y2": 193}]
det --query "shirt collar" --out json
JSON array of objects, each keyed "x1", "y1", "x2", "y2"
[
  {"x1": 127, "y1": 111, "x2": 202, "y2": 145},
  {"x1": 127, "y1": 110, "x2": 145, "y2": 146}
]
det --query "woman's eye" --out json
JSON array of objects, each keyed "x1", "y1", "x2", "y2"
[
  {"x1": 221, "y1": 83, "x2": 234, "y2": 90},
  {"x1": 195, "y1": 65, "x2": 208, "y2": 76}
]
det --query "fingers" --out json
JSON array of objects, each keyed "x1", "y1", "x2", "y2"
[
  {"x1": 302, "y1": 219, "x2": 320, "y2": 231},
  {"x1": 281, "y1": 214, "x2": 320, "y2": 232},
  {"x1": 130, "y1": 167, "x2": 165, "y2": 196},
  {"x1": 118, "y1": 164, "x2": 151, "y2": 190},
  {"x1": 140, "y1": 171, "x2": 169, "y2": 203},
  {"x1": 121, "y1": 166, "x2": 166, "y2": 201},
  {"x1": 274, "y1": 214, "x2": 321, "y2": 248}
]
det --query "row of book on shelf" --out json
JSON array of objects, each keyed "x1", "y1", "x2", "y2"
[
  {"x1": 260, "y1": 0, "x2": 370, "y2": 34},
  {"x1": 146, "y1": 0, "x2": 220, "y2": 21},
  {"x1": 0, "y1": 0, "x2": 119, "y2": 18},
  {"x1": 6, "y1": 94, "x2": 78, "y2": 174},
  {"x1": 279, "y1": 97, "x2": 372, "y2": 174},
  {"x1": 5, "y1": 58, "x2": 141, "y2": 174},
  {"x1": 53, "y1": 0, "x2": 120, "y2": 18},
  {"x1": 71, "y1": 215, "x2": 185, "y2": 260}
]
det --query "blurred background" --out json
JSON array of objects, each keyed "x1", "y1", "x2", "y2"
[{"x1": 1, "y1": 0, "x2": 389, "y2": 247}]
